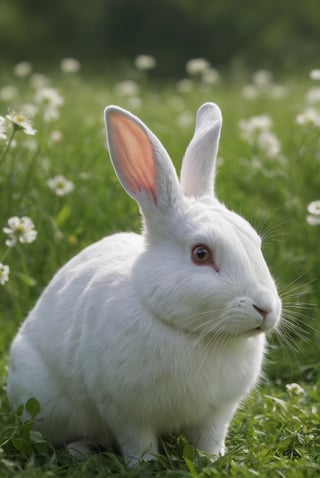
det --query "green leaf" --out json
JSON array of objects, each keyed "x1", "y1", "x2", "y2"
[
  {"x1": 16, "y1": 404, "x2": 24, "y2": 417},
  {"x1": 16, "y1": 272, "x2": 37, "y2": 287},
  {"x1": 25, "y1": 397, "x2": 41, "y2": 419},
  {"x1": 182, "y1": 444, "x2": 197, "y2": 476},
  {"x1": 55, "y1": 205, "x2": 72, "y2": 227},
  {"x1": 11, "y1": 437, "x2": 31, "y2": 454}
]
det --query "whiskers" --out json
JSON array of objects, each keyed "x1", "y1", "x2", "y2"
[
  {"x1": 178, "y1": 273, "x2": 315, "y2": 375},
  {"x1": 258, "y1": 219, "x2": 292, "y2": 244},
  {"x1": 273, "y1": 277, "x2": 315, "y2": 358},
  {"x1": 252, "y1": 199, "x2": 298, "y2": 244}
]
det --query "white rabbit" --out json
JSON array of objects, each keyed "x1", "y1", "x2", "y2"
[{"x1": 7, "y1": 102, "x2": 282, "y2": 466}]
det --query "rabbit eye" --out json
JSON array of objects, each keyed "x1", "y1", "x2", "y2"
[
  {"x1": 192, "y1": 244, "x2": 212, "y2": 264},
  {"x1": 191, "y1": 244, "x2": 219, "y2": 271}
]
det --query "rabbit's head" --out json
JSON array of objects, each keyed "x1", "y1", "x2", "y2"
[{"x1": 104, "y1": 103, "x2": 281, "y2": 340}]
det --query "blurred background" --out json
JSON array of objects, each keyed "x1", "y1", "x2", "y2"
[{"x1": 1, "y1": 0, "x2": 320, "y2": 76}]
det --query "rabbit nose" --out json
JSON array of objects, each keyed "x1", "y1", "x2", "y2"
[{"x1": 253, "y1": 304, "x2": 270, "y2": 319}]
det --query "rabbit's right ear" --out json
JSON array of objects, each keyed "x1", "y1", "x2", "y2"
[
  {"x1": 104, "y1": 106, "x2": 181, "y2": 215},
  {"x1": 180, "y1": 102, "x2": 222, "y2": 198}
]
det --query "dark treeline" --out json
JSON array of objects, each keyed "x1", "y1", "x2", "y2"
[{"x1": 1, "y1": 0, "x2": 320, "y2": 75}]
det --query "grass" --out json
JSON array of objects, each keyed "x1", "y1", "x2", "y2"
[{"x1": 0, "y1": 64, "x2": 320, "y2": 477}]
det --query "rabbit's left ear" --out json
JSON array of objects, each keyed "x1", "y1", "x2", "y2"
[{"x1": 180, "y1": 102, "x2": 222, "y2": 198}]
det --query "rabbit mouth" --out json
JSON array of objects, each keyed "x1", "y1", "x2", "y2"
[
  {"x1": 247, "y1": 325, "x2": 265, "y2": 336},
  {"x1": 237, "y1": 324, "x2": 270, "y2": 339},
  {"x1": 243, "y1": 314, "x2": 279, "y2": 337}
]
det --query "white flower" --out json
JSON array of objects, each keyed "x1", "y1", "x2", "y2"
[
  {"x1": 270, "y1": 85, "x2": 288, "y2": 99},
  {"x1": 34, "y1": 87, "x2": 64, "y2": 123},
  {"x1": 49, "y1": 130, "x2": 64, "y2": 144},
  {"x1": 307, "y1": 200, "x2": 320, "y2": 225},
  {"x1": 243, "y1": 115, "x2": 272, "y2": 131},
  {"x1": 34, "y1": 87, "x2": 64, "y2": 107},
  {"x1": 14, "y1": 61, "x2": 32, "y2": 78},
  {"x1": 114, "y1": 80, "x2": 140, "y2": 96},
  {"x1": 307, "y1": 215, "x2": 320, "y2": 226},
  {"x1": 201, "y1": 67, "x2": 220, "y2": 85},
  {"x1": 134, "y1": 54, "x2": 156, "y2": 70},
  {"x1": 0, "y1": 116, "x2": 8, "y2": 142},
  {"x1": 0, "y1": 263, "x2": 10, "y2": 285},
  {"x1": 30, "y1": 73, "x2": 50, "y2": 89},
  {"x1": 242, "y1": 84, "x2": 259, "y2": 99},
  {"x1": 239, "y1": 115, "x2": 281, "y2": 157},
  {"x1": 306, "y1": 87, "x2": 320, "y2": 104},
  {"x1": 0, "y1": 85, "x2": 18, "y2": 101},
  {"x1": 60, "y1": 57, "x2": 81, "y2": 74},
  {"x1": 286, "y1": 383, "x2": 304, "y2": 395},
  {"x1": 176, "y1": 111, "x2": 193, "y2": 129},
  {"x1": 126, "y1": 96, "x2": 142, "y2": 110},
  {"x1": 295, "y1": 108, "x2": 320, "y2": 127},
  {"x1": 176, "y1": 78, "x2": 193, "y2": 93},
  {"x1": 257, "y1": 130, "x2": 281, "y2": 158},
  {"x1": 307, "y1": 200, "x2": 320, "y2": 215},
  {"x1": 310, "y1": 69, "x2": 320, "y2": 81},
  {"x1": 242, "y1": 78, "x2": 287, "y2": 100},
  {"x1": 5, "y1": 111, "x2": 36, "y2": 136},
  {"x1": 186, "y1": 58, "x2": 210, "y2": 76},
  {"x1": 20, "y1": 103, "x2": 38, "y2": 118},
  {"x1": 239, "y1": 115, "x2": 273, "y2": 142},
  {"x1": 47, "y1": 174, "x2": 74, "y2": 196},
  {"x1": 252, "y1": 69, "x2": 273, "y2": 87},
  {"x1": 3, "y1": 216, "x2": 37, "y2": 247}
]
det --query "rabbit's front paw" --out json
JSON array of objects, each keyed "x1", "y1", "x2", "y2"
[
  {"x1": 119, "y1": 428, "x2": 159, "y2": 468},
  {"x1": 67, "y1": 440, "x2": 94, "y2": 460},
  {"x1": 183, "y1": 416, "x2": 230, "y2": 458}
]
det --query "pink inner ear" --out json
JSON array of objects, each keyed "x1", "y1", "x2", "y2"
[{"x1": 109, "y1": 112, "x2": 157, "y2": 203}]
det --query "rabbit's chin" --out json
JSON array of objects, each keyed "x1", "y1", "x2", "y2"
[
  {"x1": 243, "y1": 326, "x2": 271, "y2": 338},
  {"x1": 214, "y1": 306, "x2": 280, "y2": 339}
]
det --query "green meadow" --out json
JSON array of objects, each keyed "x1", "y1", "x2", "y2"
[{"x1": 0, "y1": 63, "x2": 320, "y2": 477}]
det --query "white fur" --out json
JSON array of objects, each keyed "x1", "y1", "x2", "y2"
[{"x1": 7, "y1": 103, "x2": 282, "y2": 466}]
